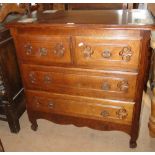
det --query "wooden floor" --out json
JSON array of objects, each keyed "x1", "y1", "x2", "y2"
[{"x1": 0, "y1": 92, "x2": 155, "y2": 151}]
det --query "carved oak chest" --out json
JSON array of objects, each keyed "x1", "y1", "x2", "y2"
[{"x1": 7, "y1": 10, "x2": 155, "y2": 147}]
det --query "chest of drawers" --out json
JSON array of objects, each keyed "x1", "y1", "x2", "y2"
[{"x1": 7, "y1": 10, "x2": 155, "y2": 148}]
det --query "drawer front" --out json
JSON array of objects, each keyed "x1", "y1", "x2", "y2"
[
  {"x1": 17, "y1": 35, "x2": 72, "y2": 65},
  {"x1": 26, "y1": 90, "x2": 134, "y2": 125},
  {"x1": 74, "y1": 36, "x2": 141, "y2": 71},
  {"x1": 22, "y1": 65, "x2": 137, "y2": 101}
]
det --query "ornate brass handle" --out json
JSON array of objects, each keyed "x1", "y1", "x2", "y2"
[
  {"x1": 44, "y1": 75, "x2": 52, "y2": 84},
  {"x1": 117, "y1": 80, "x2": 129, "y2": 92},
  {"x1": 102, "y1": 49, "x2": 111, "y2": 58},
  {"x1": 119, "y1": 47, "x2": 133, "y2": 62},
  {"x1": 53, "y1": 43, "x2": 65, "y2": 57},
  {"x1": 36, "y1": 100, "x2": 40, "y2": 107},
  {"x1": 102, "y1": 82, "x2": 111, "y2": 91},
  {"x1": 101, "y1": 110, "x2": 110, "y2": 117},
  {"x1": 78, "y1": 42, "x2": 94, "y2": 58},
  {"x1": 24, "y1": 43, "x2": 32, "y2": 55},
  {"x1": 29, "y1": 72, "x2": 36, "y2": 84},
  {"x1": 116, "y1": 108, "x2": 128, "y2": 119},
  {"x1": 33, "y1": 97, "x2": 40, "y2": 107},
  {"x1": 39, "y1": 47, "x2": 47, "y2": 56},
  {"x1": 48, "y1": 101, "x2": 54, "y2": 109}
]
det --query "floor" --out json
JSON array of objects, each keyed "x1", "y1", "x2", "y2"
[{"x1": 0, "y1": 92, "x2": 155, "y2": 152}]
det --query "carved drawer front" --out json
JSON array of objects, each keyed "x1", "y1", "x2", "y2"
[
  {"x1": 17, "y1": 35, "x2": 71, "y2": 65},
  {"x1": 26, "y1": 90, "x2": 134, "y2": 125},
  {"x1": 74, "y1": 36, "x2": 141, "y2": 71},
  {"x1": 22, "y1": 65, "x2": 137, "y2": 101}
]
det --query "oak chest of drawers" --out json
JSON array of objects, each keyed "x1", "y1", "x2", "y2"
[{"x1": 7, "y1": 10, "x2": 155, "y2": 148}]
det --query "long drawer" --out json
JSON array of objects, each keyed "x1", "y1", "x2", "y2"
[
  {"x1": 74, "y1": 36, "x2": 141, "y2": 71},
  {"x1": 22, "y1": 64, "x2": 137, "y2": 101},
  {"x1": 26, "y1": 90, "x2": 134, "y2": 125},
  {"x1": 16, "y1": 35, "x2": 72, "y2": 65}
]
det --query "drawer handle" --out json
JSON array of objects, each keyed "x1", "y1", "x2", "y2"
[
  {"x1": 29, "y1": 72, "x2": 36, "y2": 84},
  {"x1": 33, "y1": 97, "x2": 40, "y2": 107},
  {"x1": 44, "y1": 75, "x2": 52, "y2": 84},
  {"x1": 24, "y1": 43, "x2": 32, "y2": 55},
  {"x1": 79, "y1": 42, "x2": 94, "y2": 58},
  {"x1": 119, "y1": 47, "x2": 133, "y2": 62},
  {"x1": 116, "y1": 108, "x2": 128, "y2": 119},
  {"x1": 117, "y1": 80, "x2": 129, "y2": 92},
  {"x1": 53, "y1": 43, "x2": 65, "y2": 57},
  {"x1": 102, "y1": 50, "x2": 111, "y2": 58},
  {"x1": 48, "y1": 101, "x2": 54, "y2": 109},
  {"x1": 101, "y1": 110, "x2": 110, "y2": 117},
  {"x1": 39, "y1": 47, "x2": 47, "y2": 56},
  {"x1": 102, "y1": 82, "x2": 111, "y2": 91},
  {"x1": 36, "y1": 100, "x2": 40, "y2": 107}
]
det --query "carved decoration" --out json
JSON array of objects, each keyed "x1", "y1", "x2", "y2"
[
  {"x1": 78, "y1": 42, "x2": 94, "y2": 58},
  {"x1": 119, "y1": 46, "x2": 133, "y2": 61},
  {"x1": 53, "y1": 43, "x2": 65, "y2": 57},
  {"x1": 100, "y1": 110, "x2": 110, "y2": 117},
  {"x1": 43, "y1": 75, "x2": 52, "y2": 84},
  {"x1": 29, "y1": 72, "x2": 36, "y2": 84},
  {"x1": 24, "y1": 43, "x2": 32, "y2": 55},
  {"x1": 117, "y1": 80, "x2": 129, "y2": 92},
  {"x1": 102, "y1": 49, "x2": 111, "y2": 58},
  {"x1": 102, "y1": 82, "x2": 111, "y2": 91},
  {"x1": 116, "y1": 108, "x2": 128, "y2": 119},
  {"x1": 39, "y1": 47, "x2": 47, "y2": 56}
]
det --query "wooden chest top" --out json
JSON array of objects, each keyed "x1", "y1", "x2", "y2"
[{"x1": 7, "y1": 10, "x2": 155, "y2": 30}]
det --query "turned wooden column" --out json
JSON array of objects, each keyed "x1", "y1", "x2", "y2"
[{"x1": 149, "y1": 31, "x2": 155, "y2": 137}]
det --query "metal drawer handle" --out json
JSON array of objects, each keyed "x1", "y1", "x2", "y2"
[
  {"x1": 33, "y1": 97, "x2": 40, "y2": 107},
  {"x1": 101, "y1": 110, "x2": 110, "y2": 117},
  {"x1": 48, "y1": 101, "x2": 54, "y2": 109},
  {"x1": 24, "y1": 43, "x2": 32, "y2": 55},
  {"x1": 36, "y1": 100, "x2": 40, "y2": 107},
  {"x1": 29, "y1": 72, "x2": 36, "y2": 84},
  {"x1": 119, "y1": 47, "x2": 133, "y2": 62},
  {"x1": 44, "y1": 75, "x2": 52, "y2": 84},
  {"x1": 79, "y1": 42, "x2": 94, "y2": 58},
  {"x1": 39, "y1": 47, "x2": 47, "y2": 56},
  {"x1": 102, "y1": 82, "x2": 111, "y2": 91},
  {"x1": 117, "y1": 80, "x2": 129, "y2": 92},
  {"x1": 102, "y1": 49, "x2": 111, "y2": 58},
  {"x1": 53, "y1": 43, "x2": 65, "y2": 57},
  {"x1": 116, "y1": 108, "x2": 128, "y2": 119}
]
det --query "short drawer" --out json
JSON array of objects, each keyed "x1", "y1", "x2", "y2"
[
  {"x1": 74, "y1": 36, "x2": 141, "y2": 71},
  {"x1": 17, "y1": 35, "x2": 72, "y2": 65},
  {"x1": 22, "y1": 65, "x2": 137, "y2": 101},
  {"x1": 26, "y1": 90, "x2": 134, "y2": 125}
]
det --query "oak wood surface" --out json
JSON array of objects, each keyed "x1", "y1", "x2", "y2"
[
  {"x1": 7, "y1": 10, "x2": 155, "y2": 30},
  {"x1": 22, "y1": 64, "x2": 137, "y2": 101},
  {"x1": 26, "y1": 90, "x2": 134, "y2": 125},
  {"x1": 7, "y1": 9, "x2": 155, "y2": 147}
]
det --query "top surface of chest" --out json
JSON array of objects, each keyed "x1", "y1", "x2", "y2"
[{"x1": 7, "y1": 9, "x2": 155, "y2": 30}]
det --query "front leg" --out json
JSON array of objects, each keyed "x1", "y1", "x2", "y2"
[
  {"x1": 129, "y1": 139, "x2": 137, "y2": 148},
  {"x1": 27, "y1": 110, "x2": 38, "y2": 131},
  {"x1": 31, "y1": 120, "x2": 38, "y2": 131}
]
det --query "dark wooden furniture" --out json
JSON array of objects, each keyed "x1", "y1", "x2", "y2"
[
  {"x1": 0, "y1": 16, "x2": 25, "y2": 133},
  {"x1": 7, "y1": 9, "x2": 155, "y2": 148}
]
